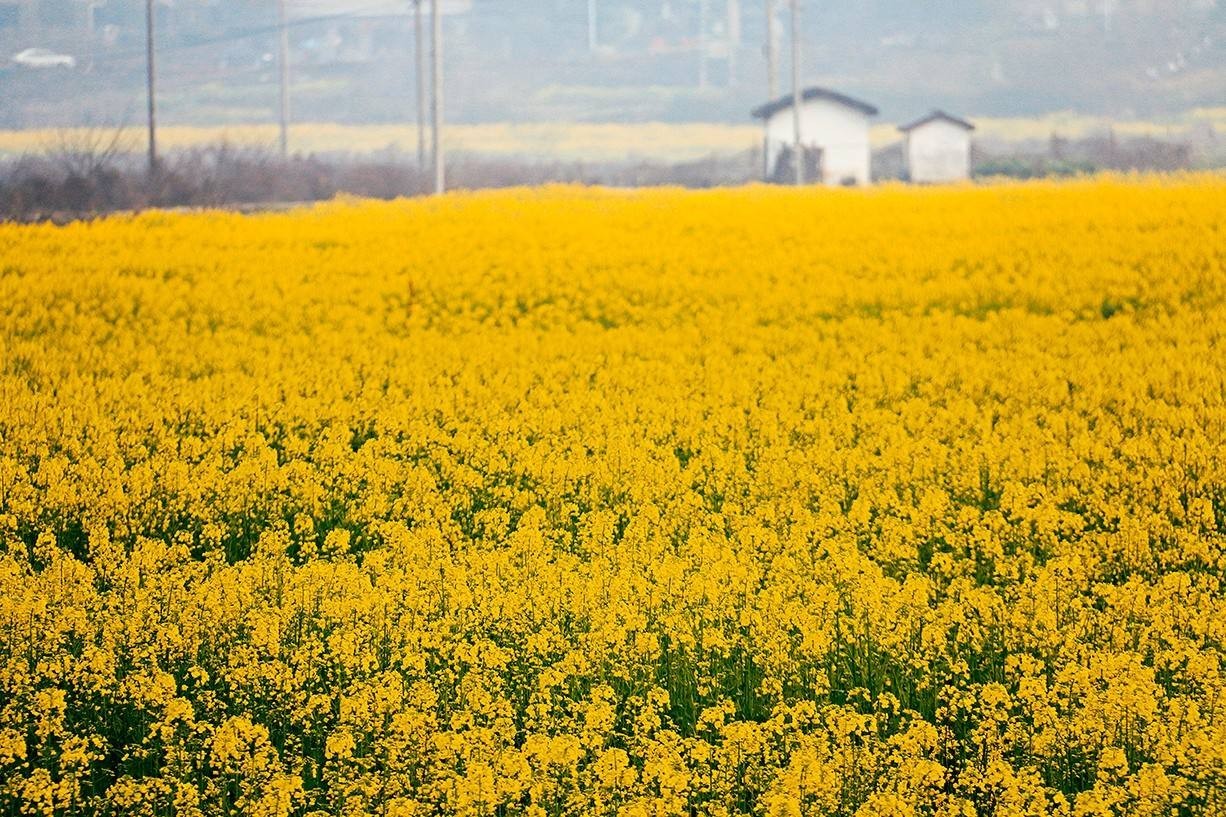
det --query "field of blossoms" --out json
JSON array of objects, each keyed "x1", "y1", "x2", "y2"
[{"x1": 1, "y1": 176, "x2": 1224, "y2": 817}]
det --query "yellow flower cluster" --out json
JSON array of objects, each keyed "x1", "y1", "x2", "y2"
[{"x1": 1, "y1": 176, "x2": 1224, "y2": 816}]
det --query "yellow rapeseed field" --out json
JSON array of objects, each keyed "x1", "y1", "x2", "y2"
[
  {"x1": 1, "y1": 177, "x2": 1225, "y2": 817},
  {"x1": 2, "y1": 107, "x2": 1223, "y2": 161}
]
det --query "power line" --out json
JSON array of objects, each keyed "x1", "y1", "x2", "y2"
[{"x1": 82, "y1": 5, "x2": 402, "y2": 66}]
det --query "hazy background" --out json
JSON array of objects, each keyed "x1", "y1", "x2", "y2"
[
  {"x1": 2, "y1": 0, "x2": 1222, "y2": 218},
  {"x1": 2, "y1": 0, "x2": 1222, "y2": 130}
]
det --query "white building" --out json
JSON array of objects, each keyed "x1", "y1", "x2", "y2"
[
  {"x1": 899, "y1": 111, "x2": 975, "y2": 184},
  {"x1": 752, "y1": 87, "x2": 878, "y2": 187}
]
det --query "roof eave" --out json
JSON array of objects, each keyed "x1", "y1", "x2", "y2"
[
  {"x1": 899, "y1": 112, "x2": 976, "y2": 133},
  {"x1": 752, "y1": 87, "x2": 878, "y2": 120}
]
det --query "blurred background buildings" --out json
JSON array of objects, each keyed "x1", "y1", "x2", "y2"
[{"x1": 2, "y1": 0, "x2": 1222, "y2": 128}]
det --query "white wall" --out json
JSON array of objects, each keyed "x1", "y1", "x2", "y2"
[
  {"x1": 905, "y1": 120, "x2": 972, "y2": 184},
  {"x1": 763, "y1": 98, "x2": 872, "y2": 186}
]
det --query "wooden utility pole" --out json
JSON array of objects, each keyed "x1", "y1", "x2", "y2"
[
  {"x1": 145, "y1": 0, "x2": 157, "y2": 177},
  {"x1": 415, "y1": 0, "x2": 426, "y2": 168},
  {"x1": 763, "y1": 0, "x2": 777, "y2": 179},
  {"x1": 430, "y1": 0, "x2": 444, "y2": 194},
  {"x1": 277, "y1": 0, "x2": 290, "y2": 159},
  {"x1": 790, "y1": 0, "x2": 802, "y2": 185},
  {"x1": 765, "y1": 0, "x2": 777, "y2": 100}
]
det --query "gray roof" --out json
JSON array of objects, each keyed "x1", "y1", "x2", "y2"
[
  {"x1": 899, "y1": 110, "x2": 976, "y2": 132},
  {"x1": 751, "y1": 87, "x2": 879, "y2": 120}
]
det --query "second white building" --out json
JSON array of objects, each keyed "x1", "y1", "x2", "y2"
[{"x1": 899, "y1": 111, "x2": 976, "y2": 184}]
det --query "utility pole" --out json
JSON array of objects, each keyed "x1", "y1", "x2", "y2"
[
  {"x1": 790, "y1": 0, "x2": 802, "y2": 185},
  {"x1": 588, "y1": 0, "x2": 598, "y2": 52},
  {"x1": 763, "y1": 0, "x2": 779, "y2": 180},
  {"x1": 415, "y1": 0, "x2": 425, "y2": 168},
  {"x1": 430, "y1": 0, "x2": 444, "y2": 194},
  {"x1": 277, "y1": 0, "x2": 289, "y2": 159},
  {"x1": 698, "y1": 0, "x2": 708, "y2": 88},
  {"x1": 145, "y1": 0, "x2": 157, "y2": 177},
  {"x1": 765, "y1": 0, "x2": 777, "y2": 99}
]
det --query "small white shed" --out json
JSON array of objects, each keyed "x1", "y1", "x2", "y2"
[
  {"x1": 752, "y1": 87, "x2": 878, "y2": 187},
  {"x1": 899, "y1": 111, "x2": 975, "y2": 184}
]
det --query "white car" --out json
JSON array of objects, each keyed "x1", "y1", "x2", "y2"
[{"x1": 11, "y1": 48, "x2": 77, "y2": 69}]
